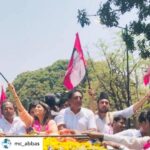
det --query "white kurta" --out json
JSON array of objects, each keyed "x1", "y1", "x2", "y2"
[
  {"x1": 104, "y1": 134, "x2": 150, "y2": 150},
  {"x1": 96, "y1": 105, "x2": 134, "y2": 134},
  {"x1": 115, "y1": 129, "x2": 142, "y2": 137},
  {"x1": 0, "y1": 116, "x2": 26, "y2": 135},
  {"x1": 55, "y1": 107, "x2": 97, "y2": 131}
]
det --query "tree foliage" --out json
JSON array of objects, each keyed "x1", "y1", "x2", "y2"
[
  {"x1": 77, "y1": 1, "x2": 150, "y2": 59},
  {"x1": 6, "y1": 55, "x2": 149, "y2": 111},
  {"x1": 87, "y1": 38, "x2": 150, "y2": 111},
  {"x1": 7, "y1": 60, "x2": 68, "y2": 108}
]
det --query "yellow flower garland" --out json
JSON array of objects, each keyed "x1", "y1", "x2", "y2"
[{"x1": 43, "y1": 137, "x2": 106, "y2": 150}]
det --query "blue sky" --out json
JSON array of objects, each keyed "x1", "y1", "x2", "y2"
[{"x1": 0, "y1": 0, "x2": 132, "y2": 88}]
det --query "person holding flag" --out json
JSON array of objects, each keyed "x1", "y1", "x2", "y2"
[
  {"x1": 55, "y1": 89, "x2": 97, "y2": 132},
  {"x1": 7, "y1": 83, "x2": 58, "y2": 135},
  {"x1": 55, "y1": 34, "x2": 96, "y2": 133},
  {"x1": 89, "y1": 91, "x2": 150, "y2": 134}
]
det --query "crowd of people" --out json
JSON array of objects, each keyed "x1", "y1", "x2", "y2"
[{"x1": 0, "y1": 83, "x2": 150, "y2": 150}]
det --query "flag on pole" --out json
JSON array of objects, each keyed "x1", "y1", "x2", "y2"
[
  {"x1": 0, "y1": 85, "x2": 7, "y2": 105},
  {"x1": 63, "y1": 33, "x2": 86, "y2": 90},
  {"x1": 143, "y1": 67, "x2": 150, "y2": 86}
]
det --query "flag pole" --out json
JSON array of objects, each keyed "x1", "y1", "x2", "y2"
[
  {"x1": 85, "y1": 67, "x2": 91, "y2": 89},
  {"x1": 86, "y1": 51, "x2": 101, "y2": 83},
  {"x1": 0, "y1": 72, "x2": 9, "y2": 83}
]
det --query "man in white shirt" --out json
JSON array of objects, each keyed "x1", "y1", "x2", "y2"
[
  {"x1": 112, "y1": 115, "x2": 127, "y2": 134},
  {"x1": 85, "y1": 131, "x2": 150, "y2": 150},
  {"x1": 94, "y1": 91, "x2": 150, "y2": 134},
  {"x1": 55, "y1": 89, "x2": 97, "y2": 132},
  {"x1": 0, "y1": 101, "x2": 26, "y2": 136},
  {"x1": 116, "y1": 110, "x2": 150, "y2": 137}
]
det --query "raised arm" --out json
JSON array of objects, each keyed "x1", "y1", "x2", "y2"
[
  {"x1": 132, "y1": 91, "x2": 150, "y2": 113},
  {"x1": 8, "y1": 83, "x2": 33, "y2": 127},
  {"x1": 88, "y1": 88, "x2": 98, "y2": 112},
  {"x1": 8, "y1": 83, "x2": 24, "y2": 111},
  {"x1": 113, "y1": 91, "x2": 150, "y2": 118},
  {"x1": 84, "y1": 131, "x2": 150, "y2": 150}
]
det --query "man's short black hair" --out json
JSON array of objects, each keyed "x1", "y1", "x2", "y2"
[
  {"x1": 113, "y1": 115, "x2": 127, "y2": 122},
  {"x1": 138, "y1": 110, "x2": 150, "y2": 123},
  {"x1": 45, "y1": 93, "x2": 57, "y2": 107},
  {"x1": 67, "y1": 89, "x2": 83, "y2": 100}
]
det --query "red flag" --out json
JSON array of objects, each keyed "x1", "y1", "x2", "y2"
[
  {"x1": 143, "y1": 67, "x2": 150, "y2": 86},
  {"x1": 63, "y1": 33, "x2": 86, "y2": 90},
  {"x1": 0, "y1": 86, "x2": 7, "y2": 105}
]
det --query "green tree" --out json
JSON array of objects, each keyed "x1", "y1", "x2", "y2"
[
  {"x1": 77, "y1": 1, "x2": 150, "y2": 59},
  {"x1": 6, "y1": 55, "x2": 149, "y2": 111},
  {"x1": 7, "y1": 60, "x2": 68, "y2": 108},
  {"x1": 87, "y1": 38, "x2": 149, "y2": 111}
]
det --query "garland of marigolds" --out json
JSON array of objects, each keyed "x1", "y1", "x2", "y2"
[{"x1": 43, "y1": 137, "x2": 106, "y2": 150}]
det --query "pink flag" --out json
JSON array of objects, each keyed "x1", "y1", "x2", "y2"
[
  {"x1": 63, "y1": 33, "x2": 86, "y2": 90},
  {"x1": 143, "y1": 67, "x2": 150, "y2": 86},
  {"x1": 0, "y1": 86, "x2": 7, "y2": 105}
]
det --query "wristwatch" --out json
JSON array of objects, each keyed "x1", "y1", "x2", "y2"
[{"x1": 98, "y1": 135, "x2": 104, "y2": 142}]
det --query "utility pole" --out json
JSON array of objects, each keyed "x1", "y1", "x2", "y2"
[
  {"x1": 125, "y1": 26, "x2": 131, "y2": 128},
  {"x1": 126, "y1": 28, "x2": 131, "y2": 107}
]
